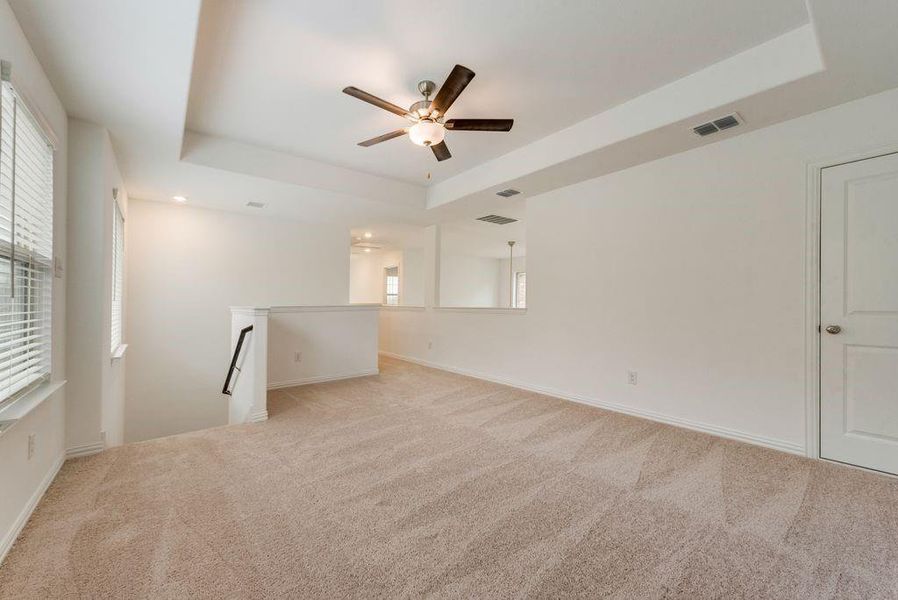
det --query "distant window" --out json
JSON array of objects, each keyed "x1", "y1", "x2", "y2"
[
  {"x1": 111, "y1": 200, "x2": 124, "y2": 353},
  {"x1": 384, "y1": 266, "x2": 399, "y2": 305},
  {"x1": 514, "y1": 271, "x2": 526, "y2": 308}
]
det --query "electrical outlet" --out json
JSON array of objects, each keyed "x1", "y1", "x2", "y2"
[
  {"x1": 27, "y1": 433, "x2": 35, "y2": 460},
  {"x1": 427, "y1": 341, "x2": 433, "y2": 350},
  {"x1": 627, "y1": 371, "x2": 638, "y2": 385},
  {"x1": 294, "y1": 351, "x2": 302, "y2": 363}
]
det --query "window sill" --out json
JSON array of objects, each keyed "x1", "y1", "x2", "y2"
[
  {"x1": 111, "y1": 344, "x2": 128, "y2": 361},
  {"x1": 434, "y1": 307, "x2": 527, "y2": 315},
  {"x1": 0, "y1": 380, "x2": 67, "y2": 437}
]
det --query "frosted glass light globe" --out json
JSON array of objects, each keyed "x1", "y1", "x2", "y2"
[{"x1": 409, "y1": 120, "x2": 445, "y2": 146}]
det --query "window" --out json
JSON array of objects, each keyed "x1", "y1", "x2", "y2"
[
  {"x1": 111, "y1": 199, "x2": 124, "y2": 353},
  {"x1": 0, "y1": 72, "x2": 54, "y2": 407},
  {"x1": 514, "y1": 271, "x2": 526, "y2": 308},
  {"x1": 384, "y1": 266, "x2": 399, "y2": 305}
]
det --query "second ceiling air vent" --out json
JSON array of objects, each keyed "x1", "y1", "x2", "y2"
[
  {"x1": 477, "y1": 214, "x2": 518, "y2": 225},
  {"x1": 496, "y1": 188, "x2": 521, "y2": 197},
  {"x1": 692, "y1": 113, "x2": 743, "y2": 137}
]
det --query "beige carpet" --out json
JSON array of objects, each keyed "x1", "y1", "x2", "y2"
[{"x1": 1, "y1": 357, "x2": 897, "y2": 599}]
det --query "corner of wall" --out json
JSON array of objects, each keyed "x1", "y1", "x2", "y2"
[{"x1": 64, "y1": 119, "x2": 128, "y2": 450}]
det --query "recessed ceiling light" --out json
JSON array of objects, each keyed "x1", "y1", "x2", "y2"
[
  {"x1": 172, "y1": 195, "x2": 188, "y2": 203},
  {"x1": 363, "y1": 232, "x2": 373, "y2": 239},
  {"x1": 364, "y1": 248, "x2": 372, "y2": 253}
]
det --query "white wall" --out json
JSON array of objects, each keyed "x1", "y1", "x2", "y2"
[
  {"x1": 0, "y1": 0, "x2": 68, "y2": 564},
  {"x1": 66, "y1": 119, "x2": 127, "y2": 453},
  {"x1": 401, "y1": 248, "x2": 425, "y2": 306},
  {"x1": 439, "y1": 254, "x2": 501, "y2": 307},
  {"x1": 438, "y1": 224, "x2": 522, "y2": 308},
  {"x1": 125, "y1": 199, "x2": 348, "y2": 442},
  {"x1": 268, "y1": 306, "x2": 379, "y2": 388},
  {"x1": 349, "y1": 252, "x2": 382, "y2": 304},
  {"x1": 349, "y1": 248, "x2": 425, "y2": 306},
  {"x1": 380, "y1": 86, "x2": 898, "y2": 454}
]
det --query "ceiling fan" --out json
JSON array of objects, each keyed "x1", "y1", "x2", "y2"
[{"x1": 342, "y1": 64, "x2": 513, "y2": 162}]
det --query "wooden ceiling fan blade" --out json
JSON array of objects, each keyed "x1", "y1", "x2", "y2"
[
  {"x1": 358, "y1": 129, "x2": 407, "y2": 147},
  {"x1": 445, "y1": 119, "x2": 513, "y2": 131},
  {"x1": 430, "y1": 65, "x2": 475, "y2": 116},
  {"x1": 343, "y1": 86, "x2": 411, "y2": 118},
  {"x1": 431, "y1": 141, "x2": 451, "y2": 161}
]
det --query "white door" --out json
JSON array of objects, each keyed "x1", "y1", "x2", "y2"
[{"x1": 820, "y1": 152, "x2": 898, "y2": 475}]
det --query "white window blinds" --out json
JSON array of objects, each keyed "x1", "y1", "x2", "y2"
[
  {"x1": 111, "y1": 200, "x2": 123, "y2": 352},
  {"x1": 0, "y1": 73, "x2": 54, "y2": 406},
  {"x1": 384, "y1": 266, "x2": 399, "y2": 305},
  {"x1": 514, "y1": 271, "x2": 526, "y2": 308}
]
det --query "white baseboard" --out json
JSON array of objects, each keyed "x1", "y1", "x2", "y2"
[
  {"x1": 65, "y1": 442, "x2": 105, "y2": 459},
  {"x1": 267, "y1": 369, "x2": 379, "y2": 390},
  {"x1": 249, "y1": 409, "x2": 268, "y2": 423},
  {"x1": 0, "y1": 453, "x2": 64, "y2": 566},
  {"x1": 379, "y1": 351, "x2": 805, "y2": 456}
]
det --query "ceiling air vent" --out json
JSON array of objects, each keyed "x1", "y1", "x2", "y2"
[
  {"x1": 496, "y1": 188, "x2": 521, "y2": 197},
  {"x1": 693, "y1": 122, "x2": 719, "y2": 137},
  {"x1": 692, "y1": 113, "x2": 743, "y2": 137},
  {"x1": 477, "y1": 214, "x2": 518, "y2": 225},
  {"x1": 246, "y1": 201, "x2": 266, "y2": 208},
  {"x1": 713, "y1": 115, "x2": 740, "y2": 130}
]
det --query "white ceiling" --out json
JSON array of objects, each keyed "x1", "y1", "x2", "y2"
[
  {"x1": 441, "y1": 219, "x2": 527, "y2": 260},
  {"x1": 349, "y1": 223, "x2": 427, "y2": 253},
  {"x1": 8, "y1": 0, "x2": 898, "y2": 235},
  {"x1": 7, "y1": 0, "x2": 197, "y2": 167},
  {"x1": 186, "y1": 0, "x2": 808, "y2": 185}
]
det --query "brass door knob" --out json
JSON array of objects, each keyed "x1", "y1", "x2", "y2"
[{"x1": 825, "y1": 325, "x2": 842, "y2": 334}]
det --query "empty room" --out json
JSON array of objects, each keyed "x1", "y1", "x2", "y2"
[{"x1": 1, "y1": 0, "x2": 897, "y2": 598}]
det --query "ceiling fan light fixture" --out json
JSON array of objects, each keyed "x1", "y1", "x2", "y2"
[{"x1": 409, "y1": 120, "x2": 445, "y2": 147}]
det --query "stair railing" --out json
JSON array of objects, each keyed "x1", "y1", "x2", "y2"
[{"x1": 222, "y1": 325, "x2": 253, "y2": 395}]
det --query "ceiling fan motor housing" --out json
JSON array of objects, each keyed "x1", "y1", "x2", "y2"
[
  {"x1": 412, "y1": 80, "x2": 438, "y2": 118},
  {"x1": 417, "y1": 79, "x2": 437, "y2": 98},
  {"x1": 410, "y1": 99, "x2": 433, "y2": 118}
]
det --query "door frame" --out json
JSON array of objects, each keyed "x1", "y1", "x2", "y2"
[{"x1": 804, "y1": 145, "x2": 898, "y2": 461}]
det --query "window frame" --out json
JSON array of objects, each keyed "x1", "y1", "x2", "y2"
[
  {"x1": 110, "y1": 197, "x2": 124, "y2": 355},
  {"x1": 513, "y1": 271, "x2": 526, "y2": 309},
  {"x1": 383, "y1": 265, "x2": 400, "y2": 306}
]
